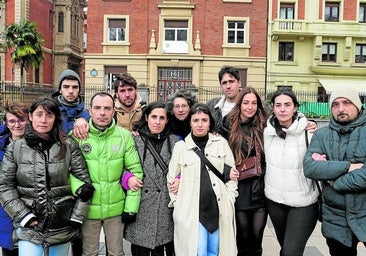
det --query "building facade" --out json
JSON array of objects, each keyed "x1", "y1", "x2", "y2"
[
  {"x1": 267, "y1": 0, "x2": 366, "y2": 101},
  {"x1": 84, "y1": 0, "x2": 267, "y2": 102},
  {"x1": 0, "y1": 0, "x2": 86, "y2": 87}
]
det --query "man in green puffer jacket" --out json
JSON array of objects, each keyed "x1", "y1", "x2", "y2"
[
  {"x1": 72, "y1": 92, "x2": 143, "y2": 256},
  {"x1": 304, "y1": 87, "x2": 366, "y2": 256}
]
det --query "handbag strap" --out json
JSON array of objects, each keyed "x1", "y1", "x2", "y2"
[
  {"x1": 193, "y1": 147, "x2": 225, "y2": 183},
  {"x1": 140, "y1": 135, "x2": 168, "y2": 172}
]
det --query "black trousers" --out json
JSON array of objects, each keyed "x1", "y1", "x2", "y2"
[
  {"x1": 326, "y1": 236, "x2": 366, "y2": 256},
  {"x1": 2, "y1": 248, "x2": 18, "y2": 256},
  {"x1": 131, "y1": 242, "x2": 174, "y2": 256}
]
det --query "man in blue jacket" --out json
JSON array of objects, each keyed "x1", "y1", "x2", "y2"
[
  {"x1": 53, "y1": 68, "x2": 90, "y2": 135},
  {"x1": 304, "y1": 87, "x2": 366, "y2": 256}
]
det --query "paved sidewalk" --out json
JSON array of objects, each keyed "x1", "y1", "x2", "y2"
[{"x1": 97, "y1": 218, "x2": 366, "y2": 256}]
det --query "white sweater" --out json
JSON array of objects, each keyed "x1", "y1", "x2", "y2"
[{"x1": 264, "y1": 113, "x2": 319, "y2": 207}]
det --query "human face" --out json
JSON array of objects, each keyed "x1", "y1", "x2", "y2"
[
  {"x1": 29, "y1": 106, "x2": 56, "y2": 134},
  {"x1": 89, "y1": 95, "x2": 115, "y2": 130},
  {"x1": 173, "y1": 97, "x2": 190, "y2": 121},
  {"x1": 60, "y1": 79, "x2": 79, "y2": 102},
  {"x1": 146, "y1": 108, "x2": 168, "y2": 134},
  {"x1": 331, "y1": 97, "x2": 359, "y2": 123},
  {"x1": 5, "y1": 113, "x2": 28, "y2": 140},
  {"x1": 272, "y1": 94, "x2": 297, "y2": 128},
  {"x1": 220, "y1": 73, "x2": 241, "y2": 103},
  {"x1": 240, "y1": 93, "x2": 258, "y2": 122},
  {"x1": 115, "y1": 85, "x2": 137, "y2": 109},
  {"x1": 190, "y1": 112, "x2": 210, "y2": 137}
]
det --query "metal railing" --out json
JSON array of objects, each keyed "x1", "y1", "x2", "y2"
[{"x1": 3, "y1": 82, "x2": 364, "y2": 119}]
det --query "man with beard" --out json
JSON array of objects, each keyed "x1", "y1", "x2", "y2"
[
  {"x1": 304, "y1": 87, "x2": 366, "y2": 256},
  {"x1": 113, "y1": 73, "x2": 145, "y2": 131}
]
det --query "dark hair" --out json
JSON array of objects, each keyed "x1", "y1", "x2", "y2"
[
  {"x1": 270, "y1": 88, "x2": 300, "y2": 108},
  {"x1": 218, "y1": 66, "x2": 241, "y2": 84},
  {"x1": 4, "y1": 101, "x2": 29, "y2": 121},
  {"x1": 167, "y1": 90, "x2": 197, "y2": 113},
  {"x1": 90, "y1": 92, "x2": 115, "y2": 108},
  {"x1": 29, "y1": 96, "x2": 67, "y2": 158},
  {"x1": 113, "y1": 73, "x2": 137, "y2": 93},
  {"x1": 189, "y1": 103, "x2": 215, "y2": 132},
  {"x1": 132, "y1": 101, "x2": 168, "y2": 131},
  {"x1": 226, "y1": 87, "x2": 268, "y2": 165},
  {"x1": 269, "y1": 88, "x2": 300, "y2": 139}
]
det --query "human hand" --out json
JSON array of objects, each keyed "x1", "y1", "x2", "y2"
[
  {"x1": 121, "y1": 212, "x2": 137, "y2": 223},
  {"x1": 76, "y1": 183, "x2": 95, "y2": 202},
  {"x1": 230, "y1": 167, "x2": 239, "y2": 180},
  {"x1": 127, "y1": 176, "x2": 143, "y2": 192},
  {"x1": 312, "y1": 153, "x2": 327, "y2": 161},
  {"x1": 25, "y1": 216, "x2": 38, "y2": 228},
  {"x1": 348, "y1": 163, "x2": 364, "y2": 173},
  {"x1": 305, "y1": 121, "x2": 318, "y2": 133},
  {"x1": 131, "y1": 130, "x2": 140, "y2": 137},
  {"x1": 169, "y1": 178, "x2": 180, "y2": 195},
  {"x1": 73, "y1": 118, "x2": 89, "y2": 140}
]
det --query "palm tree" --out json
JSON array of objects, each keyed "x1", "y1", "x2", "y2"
[{"x1": 1, "y1": 20, "x2": 45, "y2": 86}]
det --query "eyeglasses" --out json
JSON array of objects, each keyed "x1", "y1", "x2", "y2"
[
  {"x1": 173, "y1": 104, "x2": 189, "y2": 110},
  {"x1": 6, "y1": 118, "x2": 28, "y2": 126}
]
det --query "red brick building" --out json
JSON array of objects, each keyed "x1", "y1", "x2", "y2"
[
  {"x1": 0, "y1": 0, "x2": 86, "y2": 87},
  {"x1": 84, "y1": 0, "x2": 268, "y2": 102}
]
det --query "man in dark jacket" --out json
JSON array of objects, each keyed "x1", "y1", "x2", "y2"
[
  {"x1": 206, "y1": 66, "x2": 241, "y2": 133},
  {"x1": 304, "y1": 87, "x2": 366, "y2": 256},
  {"x1": 53, "y1": 68, "x2": 90, "y2": 135}
]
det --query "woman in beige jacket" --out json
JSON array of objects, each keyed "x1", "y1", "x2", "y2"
[{"x1": 168, "y1": 103, "x2": 238, "y2": 256}]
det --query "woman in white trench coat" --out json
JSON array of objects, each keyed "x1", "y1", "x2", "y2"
[{"x1": 167, "y1": 103, "x2": 238, "y2": 256}]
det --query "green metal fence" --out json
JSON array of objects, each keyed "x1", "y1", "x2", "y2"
[{"x1": 2, "y1": 82, "x2": 363, "y2": 119}]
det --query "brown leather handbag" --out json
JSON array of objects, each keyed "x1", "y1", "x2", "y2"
[{"x1": 237, "y1": 139, "x2": 262, "y2": 180}]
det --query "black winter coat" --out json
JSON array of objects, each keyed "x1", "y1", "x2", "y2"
[{"x1": 0, "y1": 137, "x2": 92, "y2": 247}]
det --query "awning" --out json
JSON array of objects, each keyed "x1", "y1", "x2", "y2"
[{"x1": 319, "y1": 79, "x2": 366, "y2": 95}]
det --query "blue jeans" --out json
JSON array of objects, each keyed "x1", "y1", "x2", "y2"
[
  {"x1": 197, "y1": 222, "x2": 219, "y2": 256},
  {"x1": 18, "y1": 240, "x2": 70, "y2": 256}
]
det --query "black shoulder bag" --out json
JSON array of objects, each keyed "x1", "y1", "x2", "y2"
[
  {"x1": 193, "y1": 147, "x2": 225, "y2": 183},
  {"x1": 140, "y1": 135, "x2": 168, "y2": 172}
]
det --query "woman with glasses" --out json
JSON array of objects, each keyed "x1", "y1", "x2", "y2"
[
  {"x1": 168, "y1": 90, "x2": 197, "y2": 139},
  {"x1": 0, "y1": 97, "x2": 93, "y2": 256},
  {"x1": 0, "y1": 102, "x2": 29, "y2": 256}
]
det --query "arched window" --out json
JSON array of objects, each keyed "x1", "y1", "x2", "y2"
[{"x1": 58, "y1": 12, "x2": 64, "y2": 32}]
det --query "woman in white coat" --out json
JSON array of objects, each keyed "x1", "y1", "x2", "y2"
[
  {"x1": 167, "y1": 103, "x2": 238, "y2": 256},
  {"x1": 264, "y1": 89, "x2": 319, "y2": 256}
]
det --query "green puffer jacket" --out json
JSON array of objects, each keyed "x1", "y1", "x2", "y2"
[
  {"x1": 73, "y1": 119, "x2": 143, "y2": 220},
  {"x1": 304, "y1": 108, "x2": 366, "y2": 247}
]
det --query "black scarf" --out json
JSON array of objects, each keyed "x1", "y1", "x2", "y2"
[{"x1": 24, "y1": 124, "x2": 57, "y2": 151}]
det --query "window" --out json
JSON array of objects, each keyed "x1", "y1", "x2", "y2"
[
  {"x1": 325, "y1": 2, "x2": 339, "y2": 21},
  {"x1": 163, "y1": 20, "x2": 188, "y2": 53},
  {"x1": 355, "y1": 44, "x2": 366, "y2": 63},
  {"x1": 227, "y1": 21, "x2": 245, "y2": 44},
  {"x1": 279, "y1": 42, "x2": 294, "y2": 61},
  {"x1": 58, "y1": 12, "x2": 64, "y2": 32},
  {"x1": 360, "y1": 3, "x2": 366, "y2": 22},
  {"x1": 105, "y1": 66, "x2": 127, "y2": 90},
  {"x1": 108, "y1": 19, "x2": 126, "y2": 42},
  {"x1": 317, "y1": 87, "x2": 329, "y2": 102},
  {"x1": 280, "y1": 3, "x2": 295, "y2": 19},
  {"x1": 322, "y1": 43, "x2": 337, "y2": 62}
]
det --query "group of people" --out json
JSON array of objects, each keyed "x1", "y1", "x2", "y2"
[{"x1": 0, "y1": 65, "x2": 365, "y2": 256}]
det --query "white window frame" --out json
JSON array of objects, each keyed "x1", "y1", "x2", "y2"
[
  {"x1": 163, "y1": 20, "x2": 189, "y2": 54},
  {"x1": 223, "y1": 17, "x2": 250, "y2": 47}
]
